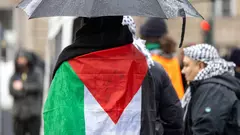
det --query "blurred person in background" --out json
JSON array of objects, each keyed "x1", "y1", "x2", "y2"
[
  {"x1": 29, "y1": 52, "x2": 45, "y2": 74},
  {"x1": 9, "y1": 50, "x2": 43, "y2": 135},
  {"x1": 181, "y1": 44, "x2": 240, "y2": 135},
  {"x1": 140, "y1": 18, "x2": 185, "y2": 99},
  {"x1": 228, "y1": 48, "x2": 240, "y2": 80}
]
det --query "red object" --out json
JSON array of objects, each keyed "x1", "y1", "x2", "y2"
[
  {"x1": 69, "y1": 44, "x2": 148, "y2": 124},
  {"x1": 200, "y1": 20, "x2": 211, "y2": 31}
]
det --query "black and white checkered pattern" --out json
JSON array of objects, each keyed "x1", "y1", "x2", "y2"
[
  {"x1": 122, "y1": 16, "x2": 154, "y2": 67},
  {"x1": 183, "y1": 44, "x2": 236, "y2": 81},
  {"x1": 122, "y1": 16, "x2": 136, "y2": 36}
]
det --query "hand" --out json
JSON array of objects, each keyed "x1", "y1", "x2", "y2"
[{"x1": 13, "y1": 80, "x2": 23, "y2": 91}]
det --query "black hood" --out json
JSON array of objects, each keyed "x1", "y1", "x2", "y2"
[
  {"x1": 52, "y1": 16, "x2": 133, "y2": 79},
  {"x1": 204, "y1": 73, "x2": 240, "y2": 99},
  {"x1": 14, "y1": 50, "x2": 34, "y2": 73}
]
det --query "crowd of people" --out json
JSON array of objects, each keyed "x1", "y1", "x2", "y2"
[{"x1": 8, "y1": 16, "x2": 240, "y2": 135}]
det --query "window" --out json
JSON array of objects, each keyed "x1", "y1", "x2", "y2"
[
  {"x1": 0, "y1": 10, "x2": 13, "y2": 30},
  {"x1": 222, "y1": 0, "x2": 231, "y2": 16},
  {"x1": 0, "y1": 23, "x2": 3, "y2": 40},
  {"x1": 215, "y1": 0, "x2": 236, "y2": 17}
]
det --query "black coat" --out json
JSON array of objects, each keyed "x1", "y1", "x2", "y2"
[
  {"x1": 10, "y1": 68, "x2": 43, "y2": 120},
  {"x1": 150, "y1": 62, "x2": 184, "y2": 135},
  {"x1": 10, "y1": 51, "x2": 43, "y2": 120},
  {"x1": 184, "y1": 73, "x2": 240, "y2": 135}
]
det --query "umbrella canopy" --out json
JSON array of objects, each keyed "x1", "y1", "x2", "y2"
[{"x1": 17, "y1": 0, "x2": 202, "y2": 19}]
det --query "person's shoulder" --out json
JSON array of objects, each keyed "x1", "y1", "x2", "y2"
[
  {"x1": 149, "y1": 61, "x2": 171, "y2": 86},
  {"x1": 150, "y1": 61, "x2": 165, "y2": 73},
  {"x1": 32, "y1": 66, "x2": 43, "y2": 74},
  {"x1": 201, "y1": 74, "x2": 239, "y2": 91},
  {"x1": 196, "y1": 77, "x2": 237, "y2": 102},
  {"x1": 149, "y1": 62, "x2": 169, "y2": 80},
  {"x1": 10, "y1": 73, "x2": 17, "y2": 81}
]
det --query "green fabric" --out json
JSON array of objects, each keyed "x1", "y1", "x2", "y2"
[
  {"x1": 43, "y1": 62, "x2": 85, "y2": 135},
  {"x1": 145, "y1": 43, "x2": 160, "y2": 50}
]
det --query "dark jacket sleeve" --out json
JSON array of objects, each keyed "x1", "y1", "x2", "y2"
[
  {"x1": 9, "y1": 75, "x2": 25, "y2": 98},
  {"x1": 23, "y1": 68, "x2": 43, "y2": 94},
  {"x1": 190, "y1": 83, "x2": 237, "y2": 135},
  {"x1": 151, "y1": 62, "x2": 184, "y2": 135}
]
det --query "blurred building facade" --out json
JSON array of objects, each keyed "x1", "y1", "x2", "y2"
[
  {"x1": 168, "y1": 0, "x2": 240, "y2": 49},
  {"x1": 134, "y1": 0, "x2": 240, "y2": 55},
  {"x1": 0, "y1": 1, "x2": 48, "y2": 134},
  {"x1": 0, "y1": 0, "x2": 48, "y2": 59}
]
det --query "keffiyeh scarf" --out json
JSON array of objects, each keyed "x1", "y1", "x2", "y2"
[
  {"x1": 184, "y1": 44, "x2": 235, "y2": 81},
  {"x1": 181, "y1": 44, "x2": 236, "y2": 119},
  {"x1": 122, "y1": 16, "x2": 154, "y2": 67}
]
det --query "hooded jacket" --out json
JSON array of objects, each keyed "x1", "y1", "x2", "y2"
[
  {"x1": 44, "y1": 16, "x2": 183, "y2": 135},
  {"x1": 184, "y1": 73, "x2": 240, "y2": 135},
  {"x1": 9, "y1": 50, "x2": 43, "y2": 120}
]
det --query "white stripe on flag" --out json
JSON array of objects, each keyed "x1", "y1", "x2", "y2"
[{"x1": 84, "y1": 86, "x2": 142, "y2": 135}]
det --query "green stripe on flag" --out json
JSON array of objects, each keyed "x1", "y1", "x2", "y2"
[{"x1": 43, "y1": 62, "x2": 85, "y2": 135}]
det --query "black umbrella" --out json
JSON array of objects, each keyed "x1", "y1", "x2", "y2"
[
  {"x1": 17, "y1": 0, "x2": 203, "y2": 47},
  {"x1": 17, "y1": 0, "x2": 202, "y2": 19}
]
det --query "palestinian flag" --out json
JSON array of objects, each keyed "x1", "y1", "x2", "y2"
[{"x1": 43, "y1": 44, "x2": 156, "y2": 135}]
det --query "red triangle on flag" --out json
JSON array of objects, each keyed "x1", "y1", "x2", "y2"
[{"x1": 69, "y1": 44, "x2": 148, "y2": 124}]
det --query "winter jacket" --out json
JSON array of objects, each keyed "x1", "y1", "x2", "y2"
[
  {"x1": 44, "y1": 16, "x2": 183, "y2": 135},
  {"x1": 10, "y1": 51, "x2": 43, "y2": 120},
  {"x1": 184, "y1": 73, "x2": 240, "y2": 135},
  {"x1": 150, "y1": 62, "x2": 184, "y2": 135},
  {"x1": 152, "y1": 54, "x2": 185, "y2": 99}
]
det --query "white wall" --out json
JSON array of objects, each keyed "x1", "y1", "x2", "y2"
[{"x1": 0, "y1": 61, "x2": 14, "y2": 110}]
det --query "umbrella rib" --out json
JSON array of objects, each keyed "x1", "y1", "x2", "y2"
[
  {"x1": 28, "y1": 0, "x2": 45, "y2": 18},
  {"x1": 155, "y1": 0, "x2": 168, "y2": 18},
  {"x1": 88, "y1": 0, "x2": 95, "y2": 17}
]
